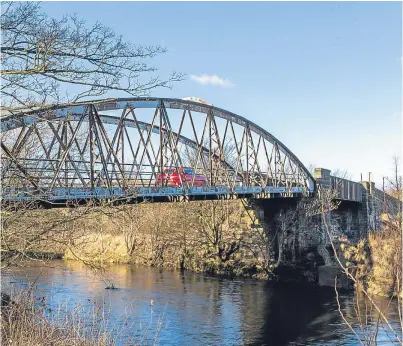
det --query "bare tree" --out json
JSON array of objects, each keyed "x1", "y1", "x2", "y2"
[
  {"x1": 307, "y1": 163, "x2": 317, "y2": 176},
  {"x1": 274, "y1": 207, "x2": 299, "y2": 267},
  {"x1": 332, "y1": 168, "x2": 353, "y2": 180},
  {"x1": 0, "y1": 1, "x2": 185, "y2": 269},
  {"x1": 318, "y1": 158, "x2": 403, "y2": 345},
  {"x1": 384, "y1": 156, "x2": 402, "y2": 206},
  {"x1": 101, "y1": 204, "x2": 145, "y2": 257},
  {"x1": 192, "y1": 200, "x2": 248, "y2": 266},
  {"x1": 0, "y1": 199, "x2": 114, "y2": 269},
  {"x1": 308, "y1": 164, "x2": 352, "y2": 181},
  {"x1": 1, "y1": 2, "x2": 184, "y2": 113}
]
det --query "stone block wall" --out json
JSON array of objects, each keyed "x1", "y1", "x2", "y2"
[
  {"x1": 314, "y1": 168, "x2": 331, "y2": 189},
  {"x1": 357, "y1": 182, "x2": 401, "y2": 233},
  {"x1": 372, "y1": 187, "x2": 402, "y2": 220},
  {"x1": 249, "y1": 168, "x2": 400, "y2": 270}
]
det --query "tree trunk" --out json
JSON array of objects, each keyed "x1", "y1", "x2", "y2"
[{"x1": 276, "y1": 233, "x2": 283, "y2": 268}]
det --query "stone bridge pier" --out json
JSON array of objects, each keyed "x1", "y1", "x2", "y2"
[
  {"x1": 314, "y1": 168, "x2": 371, "y2": 243},
  {"x1": 247, "y1": 167, "x2": 388, "y2": 287}
]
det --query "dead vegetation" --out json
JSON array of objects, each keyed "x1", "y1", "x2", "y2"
[
  {"x1": 1, "y1": 289, "x2": 162, "y2": 346},
  {"x1": 62, "y1": 200, "x2": 271, "y2": 278}
]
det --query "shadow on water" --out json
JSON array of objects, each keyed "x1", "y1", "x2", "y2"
[{"x1": 237, "y1": 281, "x2": 339, "y2": 346}]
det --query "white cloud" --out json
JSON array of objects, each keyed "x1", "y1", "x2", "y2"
[{"x1": 190, "y1": 74, "x2": 235, "y2": 88}]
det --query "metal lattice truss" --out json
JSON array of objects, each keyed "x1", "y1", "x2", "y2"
[{"x1": 1, "y1": 98, "x2": 315, "y2": 202}]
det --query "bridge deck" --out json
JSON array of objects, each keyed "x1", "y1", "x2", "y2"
[{"x1": 2, "y1": 185, "x2": 307, "y2": 205}]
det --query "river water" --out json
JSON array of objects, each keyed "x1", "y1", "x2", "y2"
[{"x1": 2, "y1": 260, "x2": 401, "y2": 346}]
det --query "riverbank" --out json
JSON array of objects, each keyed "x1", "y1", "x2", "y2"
[
  {"x1": 58, "y1": 200, "x2": 276, "y2": 279},
  {"x1": 342, "y1": 218, "x2": 402, "y2": 297},
  {"x1": 3, "y1": 200, "x2": 400, "y2": 294}
]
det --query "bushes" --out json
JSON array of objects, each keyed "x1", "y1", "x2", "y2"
[
  {"x1": 62, "y1": 200, "x2": 271, "y2": 278},
  {"x1": 342, "y1": 220, "x2": 402, "y2": 297},
  {"x1": 342, "y1": 239, "x2": 372, "y2": 288},
  {"x1": 367, "y1": 221, "x2": 402, "y2": 297}
]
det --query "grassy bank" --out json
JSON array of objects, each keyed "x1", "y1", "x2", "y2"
[
  {"x1": 2, "y1": 199, "x2": 273, "y2": 277},
  {"x1": 62, "y1": 201, "x2": 271, "y2": 279},
  {"x1": 4, "y1": 198, "x2": 400, "y2": 290},
  {"x1": 342, "y1": 218, "x2": 402, "y2": 297}
]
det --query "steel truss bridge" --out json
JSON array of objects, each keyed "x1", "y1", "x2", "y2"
[{"x1": 1, "y1": 98, "x2": 316, "y2": 205}]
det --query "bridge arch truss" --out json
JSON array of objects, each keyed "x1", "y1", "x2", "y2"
[{"x1": 1, "y1": 98, "x2": 315, "y2": 202}]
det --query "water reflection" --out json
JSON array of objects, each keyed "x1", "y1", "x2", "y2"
[{"x1": 2, "y1": 260, "x2": 401, "y2": 346}]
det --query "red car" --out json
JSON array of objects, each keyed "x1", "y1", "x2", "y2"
[{"x1": 155, "y1": 168, "x2": 207, "y2": 187}]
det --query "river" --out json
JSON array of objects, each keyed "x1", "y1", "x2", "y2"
[{"x1": 2, "y1": 260, "x2": 401, "y2": 345}]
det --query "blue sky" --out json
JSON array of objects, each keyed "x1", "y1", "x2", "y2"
[{"x1": 42, "y1": 1, "x2": 402, "y2": 185}]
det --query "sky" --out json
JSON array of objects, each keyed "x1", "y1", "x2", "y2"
[{"x1": 41, "y1": 1, "x2": 402, "y2": 185}]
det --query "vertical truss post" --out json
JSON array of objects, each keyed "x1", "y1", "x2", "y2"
[
  {"x1": 208, "y1": 112, "x2": 213, "y2": 186},
  {"x1": 57, "y1": 121, "x2": 66, "y2": 187},
  {"x1": 230, "y1": 126, "x2": 246, "y2": 189},
  {"x1": 190, "y1": 115, "x2": 209, "y2": 187},
  {"x1": 158, "y1": 103, "x2": 186, "y2": 187},
  {"x1": 33, "y1": 124, "x2": 62, "y2": 187},
  {"x1": 120, "y1": 120, "x2": 124, "y2": 172},
  {"x1": 66, "y1": 121, "x2": 90, "y2": 188},
  {"x1": 93, "y1": 108, "x2": 127, "y2": 189},
  {"x1": 208, "y1": 110, "x2": 224, "y2": 187},
  {"x1": 63, "y1": 120, "x2": 68, "y2": 188},
  {"x1": 246, "y1": 128, "x2": 263, "y2": 188},
  {"x1": 246, "y1": 126, "x2": 249, "y2": 187},
  {"x1": 129, "y1": 107, "x2": 158, "y2": 187},
  {"x1": 48, "y1": 115, "x2": 87, "y2": 190},
  {"x1": 161, "y1": 104, "x2": 172, "y2": 180},
  {"x1": 90, "y1": 108, "x2": 112, "y2": 191},
  {"x1": 89, "y1": 106, "x2": 95, "y2": 189},
  {"x1": 159, "y1": 103, "x2": 164, "y2": 182},
  {"x1": 274, "y1": 143, "x2": 278, "y2": 187}
]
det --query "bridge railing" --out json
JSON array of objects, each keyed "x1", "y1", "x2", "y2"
[
  {"x1": 2, "y1": 156, "x2": 309, "y2": 190},
  {"x1": 330, "y1": 176, "x2": 363, "y2": 202}
]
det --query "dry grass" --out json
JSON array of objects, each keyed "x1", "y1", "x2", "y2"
[
  {"x1": 64, "y1": 233, "x2": 132, "y2": 264},
  {"x1": 367, "y1": 220, "x2": 402, "y2": 297},
  {"x1": 1, "y1": 293, "x2": 110, "y2": 346},
  {"x1": 343, "y1": 219, "x2": 402, "y2": 298},
  {"x1": 61, "y1": 200, "x2": 270, "y2": 277},
  {"x1": 1, "y1": 291, "x2": 162, "y2": 346}
]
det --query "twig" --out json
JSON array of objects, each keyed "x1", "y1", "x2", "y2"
[{"x1": 335, "y1": 276, "x2": 365, "y2": 345}]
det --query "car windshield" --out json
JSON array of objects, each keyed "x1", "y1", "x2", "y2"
[{"x1": 183, "y1": 169, "x2": 194, "y2": 175}]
